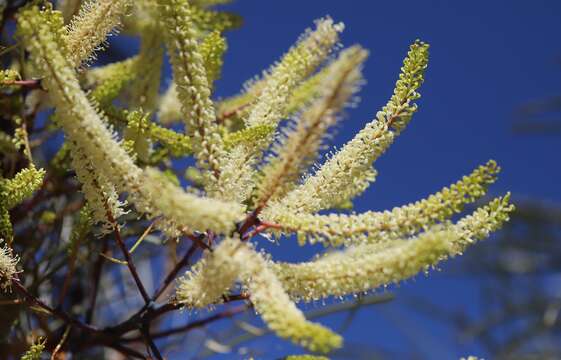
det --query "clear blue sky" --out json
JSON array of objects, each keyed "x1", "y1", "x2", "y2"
[{"x1": 192, "y1": 1, "x2": 561, "y2": 359}]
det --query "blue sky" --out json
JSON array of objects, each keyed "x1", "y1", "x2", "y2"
[{"x1": 196, "y1": 1, "x2": 561, "y2": 358}]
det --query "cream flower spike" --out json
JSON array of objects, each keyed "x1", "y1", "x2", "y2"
[
  {"x1": 274, "y1": 40, "x2": 430, "y2": 215},
  {"x1": 0, "y1": 240, "x2": 19, "y2": 291},
  {"x1": 66, "y1": 0, "x2": 131, "y2": 67},
  {"x1": 212, "y1": 17, "x2": 344, "y2": 204},
  {"x1": 177, "y1": 238, "x2": 342, "y2": 353},
  {"x1": 273, "y1": 196, "x2": 514, "y2": 302},
  {"x1": 255, "y1": 46, "x2": 368, "y2": 209},
  {"x1": 245, "y1": 17, "x2": 344, "y2": 129},
  {"x1": 157, "y1": 30, "x2": 227, "y2": 124},
  {"x1": 176, "y1": 237, "x2": 244, "y2": 308},
  {"x1": 274, "y1": 227, "x2": 456, "y2": 302},
  {"x1": 241, "y1": 247, "x2": 343, "y2": 353},
  {"x1": 18, "y1": 6, "x2": 244, "y2": 234},
  {"x1": 263, "y1": 160, "x2": 500, "y2": 246},
  {"x1": 157, "y1": 0, "x2": 224, "y2": 184},
  {"x1": 68, "y1": 140, "x2": 127, "y2": 234}
]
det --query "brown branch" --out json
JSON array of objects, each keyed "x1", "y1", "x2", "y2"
[
  {"x1": 50, "y1": 325, "x2": 70, "y2": 360},
  {"x1": 243, "y1": 221, "x2": 282, "y2": 240},
  {"x1": 122, "y1": 305, "x2": 249, "y2": 343},
  {"x1": 11, "y1": 277, "x2": 98, "y2": 334},
  {"x1": 86, "y1": 237, "x2": 109, "y2": 324},
  {"x1": 140, "y1": 322, "x2": 163, "y2": 360},
  {"x1": 152, "y1": 243, "x2": 198, "y2": 301},
  {"x1": 2, "y1": 79, "x2": 43, "y2": 89},
  {"x1": 108, "y1": 213, "x2": 151, "y2": 305}
]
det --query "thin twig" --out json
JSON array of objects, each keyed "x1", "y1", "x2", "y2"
[
  {"x1": 2, "y1": 79, "x2": 42, "y2": 89},
  {"x1": 243, "y1": 221, "x2": 282, "y2": 240},
  {"x1": 122, "y1": 305, "x2": 249, "y2": 343},
  {"x1": 11, "y1": 278, "x2": 98, "y2": 334},
  {"x1": 152, "y1": 243, "x2": 198, "y2": 301},
  {"x1": 86, "y1": 237, "x2": 109, "y2": 324},
  {"x1": 108, "y1": 213, "x2": 151, "y2": 305},
  {"x1": 50, "y1": 325, "x2": 71, "y2": 360},
  {"x1": 140, "y1": 323, "x2": 164, "y2": 360}
]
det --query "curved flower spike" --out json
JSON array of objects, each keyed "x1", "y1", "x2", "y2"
[
  {"x1": 245, "y1": 17, "x2": 344, "y2": 129},
  {"x1": 274, "y1": 227, "x2": 456, "y2": 302},
  {"x1": 0, "y1": 240, "x2": 19, "y2": 291},
  {"x1": 256, "y1": 46, "x2": 368, "y2": 208},
  {"x1": 177, "y1": 238, "x2": 342, "y2": 352},
  {"x1": 157, "y1": 0, "x2": 224, "y2": 184},
  {"x1": 263, "y1": 160, "x2": 500, "y2": 246},
  {"x1": 0, "y1": 166, "x2": 45, "y2": 210},
  {"x1": 66, "y1": 0, "x2": 131, "y2": 67},
  {"x1": 211, "y1": 17, "x2": 344, "y2": 204},
  {"x1": 240, "y1": 246, "x2": 343, "y2": 353},
  {"x1": 18, "y1": 6, "x2": 244, "y2": 234},
  {"x1": 276, "y1": 40, "x2": 430, "y2": 214},
  {"x1": 177, "y1": 237, "x2": 244, "y2": 308},
  {"x1": 273, "y1": 195, "x2": 514, "y2": 302}
]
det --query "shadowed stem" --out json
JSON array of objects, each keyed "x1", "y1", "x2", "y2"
[
  {"x1": 86, "y1": 237, "x2": 109, "y2": 324},
  {"x1": 152, "y1": 243, "x2": 198, "y2": 301},
  {"x1": 11, "y1": 277, "x2": 98, "y2": 334},
  {"x1": 122, "y1": 304, "x2": 249, "y2": 343},
  {"x1": 108, "y1": 212, "x2": 151, "y2": 304}
]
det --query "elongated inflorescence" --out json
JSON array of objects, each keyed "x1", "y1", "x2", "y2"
[
  {"x1": 66, "y1": 0, "x2": 131, "y2": 67},
  {"x1": 0, "y1": 240, "x2": 19, "y2": 291},
  {"x1": 18, "y1": 6, "x2": 244, "y2": 235}
]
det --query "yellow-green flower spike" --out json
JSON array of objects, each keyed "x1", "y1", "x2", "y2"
[
  {"x1": 18, "y1": 6, "x2": 243, "y2": 235},
  {"x1": 66, "y1": 0, "x2": 131, "y2": 67},
  {"x1": 86, "y1": 57, "x2": 137, "y2": 93},
  {"x1": 264, "y1": 160, "x2": 500, "y2": 246},
  {"x1": 245, "y1": 17, "x2": 343, "y2": 129},
  {"x1": 189, "y1": 5, "x2": 242, "y2": 33},
  {"x1": 20, "y1": 338, "x2": 46, "y2": 360},
  {"x1": 157, "y1": 0, "x2": 225, "y2": 183},
  {"x1": 0, "y1": 166, "x2": 45, "y2": 210},
  {"x1": 200, "y1": 30, "x2": 227, "y2": 87},
  {"x1": 256, "y1": 46, "x2": 368, "y2": 208},
  {"x1": 275, "y1": 41, "x2": 430, "y2": 214},
  {"x1": 273, "y1": 196, "x2": 514, "y2": 302},
  {"x1": 453, "y1": 194, "x2": 515, "y2": 252}
]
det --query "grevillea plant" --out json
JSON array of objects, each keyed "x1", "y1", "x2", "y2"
[{"x1": 0, "y1": 0, "x2": 514, "y2": 358}]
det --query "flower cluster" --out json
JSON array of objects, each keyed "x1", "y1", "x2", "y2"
[{"x1": 0, "y1": 0, "x2": 514, "y2": 356}]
